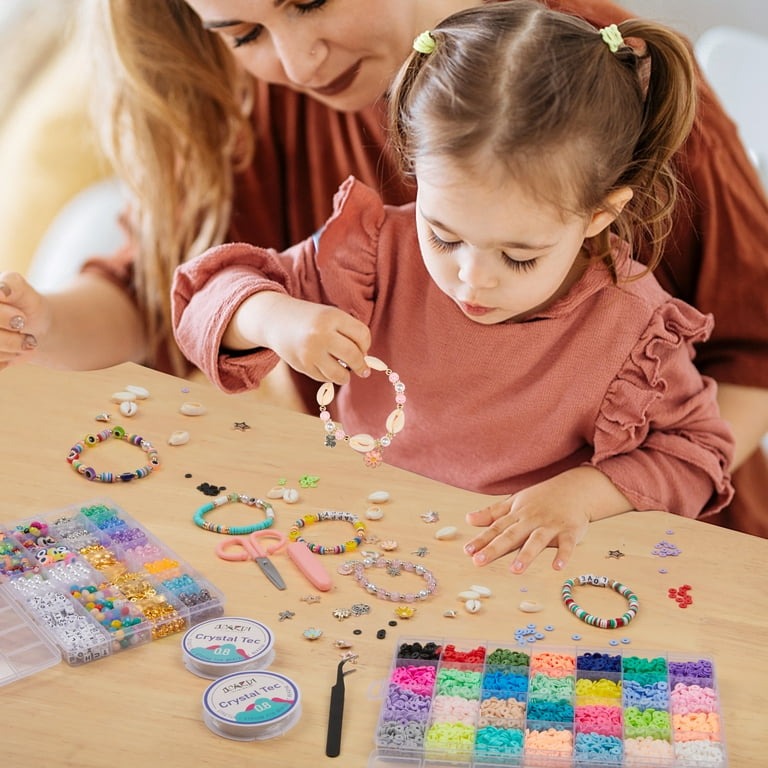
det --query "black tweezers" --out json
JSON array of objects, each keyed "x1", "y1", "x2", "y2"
[{"x1": 325, "y1": 654, "x2": 358, "y2": 757}]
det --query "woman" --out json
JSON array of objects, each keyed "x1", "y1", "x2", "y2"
[{"x1": 0, "y1": 0, "x2": 766, "y2": 536}]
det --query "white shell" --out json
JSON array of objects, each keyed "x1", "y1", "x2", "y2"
[
  {"x1": 124, "y1": 385, "x2": 150, "y2": 399},
  {"x1": 282, "y1": 488, "x2": 300, "y2": 504},
  {"x1": 365, "y1": 505, "x2": 384, "y2": 520},
  {"x1": 348, "y1": 433, "x2": 376, "y2": 453},
  {"x1": 266, "y1": 486, "x2": 286, "y2": 500},
  {"x1": 458, "y1": 590, "x2": 481, "y2": 601},
  {"x1": 470, "y1": 585, "x2": 493, "y2": 598},
  {"x1": 119, "y1": 401, "x2": 138, "y2": 417},
  {"x1": 363, "y1": 355, "x2": 388, "y2": 371},
  {"x1": 435, "y1": 526, "x2": 458, "y2": 541},
  {"x1": 519, "y1": 600, "x2": 544, "y2": 613},
  {"x1": 385, "y1": 409, "x2": 405, "y2": 434},
  {"x1": 111, "y1": 391, "x2": 137, "y2": 403},
  {"x1": 167, "y1": 430, "x2": 190, "y2": 446},
  {"x1": 317, "y1": 382, "x2": 335, "y2": 406},
  {"x1": 179, "y1": 401, "x2": 206, "y2": 416},
  {"x1": 367, "y1": 490, "x2": 390, "y2": 504},
  {"x1": 464, "y1": 599, "x2": 483, "y2": 614}
]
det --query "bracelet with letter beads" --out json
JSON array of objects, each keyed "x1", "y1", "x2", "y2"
[
  {"x1": 66, "y1": 426, "x2": 160, "y2": 482},
  {"x1": 561, "y1": 574, "x2": 639, "y2": 629},
  {"x1": 288, "y1": 510, "x2": 366, "y2": 554}
]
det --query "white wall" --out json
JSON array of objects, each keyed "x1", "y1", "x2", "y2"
[{"x1": 627, "y1": 0, "x2": 768, "y2": 41}]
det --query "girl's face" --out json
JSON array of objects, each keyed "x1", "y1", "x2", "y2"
[
  {"x1": 415, "y1": 159, "x2": 612, "y2": 324},
  {"x1": 184, "y1": 0, "x2": 471, "y2": 112}
]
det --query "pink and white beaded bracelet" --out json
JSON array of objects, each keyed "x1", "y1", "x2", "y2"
[{"x1": 317, "y1": 356, "x2": 406, "y2": 468}]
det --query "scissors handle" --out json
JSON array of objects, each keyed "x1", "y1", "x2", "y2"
[{"x1": 215, "y1": 537, "x2": 251, "y2": 561}]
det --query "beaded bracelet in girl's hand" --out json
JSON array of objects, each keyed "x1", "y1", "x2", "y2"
[
  {"x1": 66, "y1": 426, "x2": 160, "y2": 482},
  {"x1": 317, "y1": 355, "x2": 406, "y2": 468},
  {"x1": 561, "y1": 574, "x2": 639, "y2": 629}
]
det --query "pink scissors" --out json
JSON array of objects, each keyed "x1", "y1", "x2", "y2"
[{"x1": 215, "y1": 530, "x2": 287, "y2": 590}]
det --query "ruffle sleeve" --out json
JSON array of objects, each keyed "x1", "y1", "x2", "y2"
[{"x1": 589, "y1": 299, "x2": 734, "y2": 518}]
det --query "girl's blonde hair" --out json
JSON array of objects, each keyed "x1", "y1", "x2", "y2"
[
  {"x1": 87, "y1": 0, "x2": 253, "y2": 374},
  {"x1": 389, "y1": 1, "x2": 697, "y2": 277}
]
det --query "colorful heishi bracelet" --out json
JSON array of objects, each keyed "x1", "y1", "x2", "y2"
[
  {"x1": 317, "y1": 355, "x2": 406, "y2": 468},
  {"x1": 342, "y1": 557, "x2": 438, "y2": 602},
  {"x1": 66, "y1": 426, "x2": 160, "y2": 482},
  {"x1": 193, "y1": 493, "x2": 276, "y2": 535},
  {"x1": 561, "y1": 573, "x2": 639, "y2": 628},
  {"x1": 288, "y1": 511, "x2": 366, "y2": 554}
]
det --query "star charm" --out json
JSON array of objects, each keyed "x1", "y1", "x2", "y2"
[
  {"x1": 607, "y1": 549, "x2": 625, "y2": 559},
  {"x1": 233, "y1": 421, "x2": 251, "y2": 431},
  {"x1": 278, "y1": 610, "x2": 295, "y2": 621}
]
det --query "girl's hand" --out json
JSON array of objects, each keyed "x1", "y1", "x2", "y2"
[
  {"x1": 0, "y1": 272, "x2": 50, "y2": 371},
  {"x1": 463, "y1": 467, "x2": 631, "y2": 574},
  {"x1": 263, "y1": 295, "x2": 372, "y2": 385}
]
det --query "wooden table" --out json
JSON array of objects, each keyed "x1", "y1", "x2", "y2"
[{"x1": 0, "y1": 362, "x2": 764, "y2": 767}]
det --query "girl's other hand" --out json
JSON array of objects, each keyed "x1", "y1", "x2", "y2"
[{"x1": 463, "y1": 467, "x2": 630, "y2": 573}]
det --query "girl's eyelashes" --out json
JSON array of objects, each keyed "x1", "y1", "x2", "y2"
[
  {"x1": 233, "y1": 26, "x2": 263, "y2": 48},
  {"x1": 232, "y1": 0, "x2": 328, "y2": 48},
  {"x1": 427, "y1": 231, "x2": 539, "y2": 272}
]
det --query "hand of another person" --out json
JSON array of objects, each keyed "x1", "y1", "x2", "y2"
[
  {"x1": 463, "y1": 466, "x2": 631, "y2": 574},
  {"x1": 0, "y1": 272, "x2": 49, "y2": 371},
  {"x1": 262, "y1": 294, "x2": 372, "y2": 385}
]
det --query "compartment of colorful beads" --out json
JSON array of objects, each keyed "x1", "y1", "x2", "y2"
[
  {"x1": 621, "y1": 654, "x2": 674, "y2": 765},
  {"x1": 67, "y1": 582, "x2": 152, "y2": 651},
  {"x1": 667, "y1": 655, "x2": 725, "y2": 767},
  {"x1": 375, "y1": 639, "x2": 441, "y2": 757},
  {"x1": 524, "y1": 650, "x2": 576, "y2": 766},
  {"x1": 474, "y1": 646, "x2": 529, "y2": 766},
  {"x1": 157, "y1": 573, "x2": 224, "y2": 625},
  {"x1": 574, "y1": 651, "x2": 623, "y2": 766},
  {"x1": 424, "y1": 643, "x2": 486, "y2": 763}
]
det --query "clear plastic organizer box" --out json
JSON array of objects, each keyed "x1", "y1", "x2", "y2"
[
  {"x1": 369, "y1": 636, "x2": 726, "y2": 768},
  {"x1": 0, "y1": 498, "x2": 224, "y2": 680}
]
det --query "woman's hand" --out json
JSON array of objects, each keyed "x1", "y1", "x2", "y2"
[
  {"x1": 0, "y1": 272, "x2": 50, "y2": 370},
  {"x1": 464, "y1": 467, "x2": 632, "y2": 573}
]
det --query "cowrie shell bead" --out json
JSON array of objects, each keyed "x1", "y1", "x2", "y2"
[
  {"x1": 435, "y1": 526, "x2": 458, "y2": 541},
  {"x1": 180, "y1": 401, "x2": 206, "y2": 416},
  {"x1": 464, "y1": 599, "x2": 482, "y2": 614},
  {"x1": 367, "y1": 491, "x2": 390, "y2": 504},
  {"x1": 519, "y1": 600, "x2": 544, "y2": 613},
  {"x1": 119, "y1": 401, "x2": 138, "y2": 417},
  {"x1": 386, "y1": 409, "x2": 405, "y2": 434},
  {"x1": 266, "y1": 486, "x2": 286, "y2": 500},
  {"x1": 365, "y1": 506, "x2": 384, "y2": 520},
  {"x1": 167, "y1": 430, "x2": 190, "y2": 446},
  {"x1": 470, "y1": 585, "x2": 493, "y2": 598},
  {"x1": 111, "y1": 391, "x2": 137, "y2": 403},
  {"x1": 282, "y1": 488, "x2": 300, "y2": 504},
  {"x1": 349, "y1": 434, "x2": 376, "y2": 453},
  {"x1": 317, "y1": 382, "x2": 335, "y2": 406},
  {"x1": 458, "y1": 590, "x2": 481, "y2": 601},
  {"x1": 124, "y1": 385, "x2": 150, "y2": 399},
  {"x1": 364, "y1": 355, "x2": 388, "y2": 371}
]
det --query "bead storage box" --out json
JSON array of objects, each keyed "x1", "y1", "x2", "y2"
[
  {"x1": 0, "y1": 498, "x2": 224, "y2": 680},
  {"x1": 369, "y1": 637, "x2": 726, "y2": 768}
]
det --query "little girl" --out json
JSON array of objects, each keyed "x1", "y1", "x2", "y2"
[{"x1": 172, "y1": 1, "x2": 733, "y2": 573}]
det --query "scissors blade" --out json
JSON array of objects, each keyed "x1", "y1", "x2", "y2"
[{"x1": 254, "y1": 556, "x2": 287, "y2": 590}]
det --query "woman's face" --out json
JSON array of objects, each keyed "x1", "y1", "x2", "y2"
[{"x1": 185, "y1": 0, "x2": 471, "y2": 111}]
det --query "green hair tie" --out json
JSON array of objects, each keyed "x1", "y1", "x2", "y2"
[
  {"x1": 599, "y1": 24, "x2": 624, "y2": 53},
  {"x1": 413, "y1": 30, "x2": 436, "y2": 55}
]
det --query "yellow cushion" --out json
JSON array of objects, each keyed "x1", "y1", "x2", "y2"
[{"x1": 0, "y1": 39, "x2": 110, "y2": 277}]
